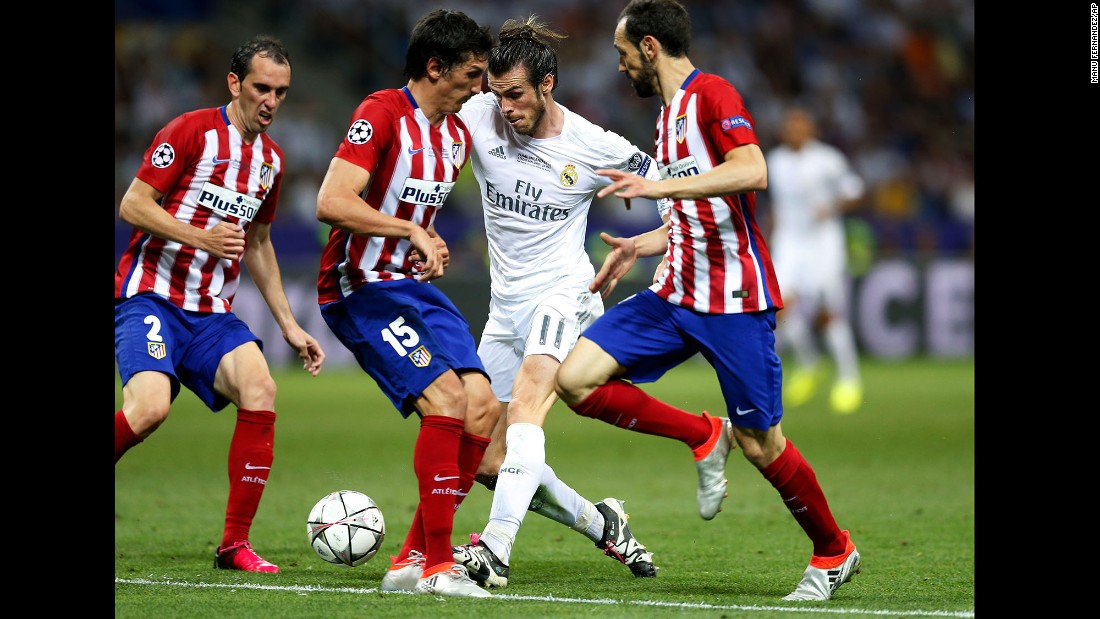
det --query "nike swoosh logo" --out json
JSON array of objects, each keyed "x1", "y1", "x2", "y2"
[
  {"x1": 434, "y1": 474, "x2": 459, "y2": 481},
  {"x1": 407, "y1": 146, "x2": 426, "y2": 155},
  {"x1": 243, "y1": 463, "x2": 271, "y2": 470},
  {"x1": 735, "y1": 406, "x2": 757, "y2": 415},
  {"x1": 211, "y1": 156, "x2": 233, "y2": 165}
]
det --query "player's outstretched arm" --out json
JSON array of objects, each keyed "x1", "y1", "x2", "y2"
[{"x1": 590, "y1": 223, "x2": 671, "y2": 298}]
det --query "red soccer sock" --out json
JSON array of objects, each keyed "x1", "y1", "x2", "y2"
[
  {"x1": 457, "y1": 432, "x2": 491, "y2": 509},
  {"x1": 395, "y1": 507, "x2": 425, "y2": 565},
  {"x1": 570, "y1": 379, "x2": 713, "y2": 449},
  {"x1": 414, "y1": 415, "x2": 463, "y2": 568},
  {"x1": 761, "y1": 438, "x2": 845, "y2": 557},
  {"x1": 115, "y1": 410, "x2": 142, "y2": 463},
  {"x1": 221, "y1": 408, "x2": 275, "y2": 548}
]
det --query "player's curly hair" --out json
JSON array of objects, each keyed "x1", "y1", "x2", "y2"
[
  {"x1": 230, "y1": 35, "x2": 291, "y2": 80},
  {"x1": 491, "y1": 15, "x2": 566, "y2": 92}
]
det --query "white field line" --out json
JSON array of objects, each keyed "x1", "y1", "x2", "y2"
[{"x1": 115, "y1": 578, "x2": 974, "y2": 617}]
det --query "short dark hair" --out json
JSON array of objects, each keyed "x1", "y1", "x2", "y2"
[
  {"x1": 490, "y1": 15, "x2": 566, "y2": 91},
  {"x1": 230, "y1": 35, "x2": 291, "y2": 81},
  {"x1": 404, "y1": 9, "x2": 494, "y2": 80},
  {"x1": 619, "y1": 0, "x2": 691, "y2": 58}
]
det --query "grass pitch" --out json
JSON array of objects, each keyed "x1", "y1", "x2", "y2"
[{"x1": 115, "y1": 356, "x2": 974, "y2": 618}]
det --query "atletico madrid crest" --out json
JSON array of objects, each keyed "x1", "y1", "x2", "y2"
[
  {"x1": 147, "y1": 342, "x2": 167, "y2": 360},
  {"x1": 675, "y1": 114, "x2": 688, "y2": 144},
  {"x1": 259, "y1": 162, "x2": 273, "y2": 190},
  {"x1": 408, "y1": 346, "x2": 432, "y2": 368}
]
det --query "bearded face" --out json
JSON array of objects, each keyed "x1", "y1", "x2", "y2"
[{"x1": 628, "y1": 53, "x2": 659, "y2": 98}]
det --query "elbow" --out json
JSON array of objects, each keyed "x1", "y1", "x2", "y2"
[
  {"x1": 117, "y1": 196, "x2": 137, "y2": 227},
  {"x1": 748, "y1": 168, "x2": 765, "y2": 192},
  {"x1": 315, "y1": 193, "x2": 338, "y2": 227},
  {"x1": 750, "y1": 167, "x2": 768, "y2": 193}
]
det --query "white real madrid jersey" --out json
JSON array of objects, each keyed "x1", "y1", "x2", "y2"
[{"x1": 459, "y1": 93, "x2": 665, "y2": 301}]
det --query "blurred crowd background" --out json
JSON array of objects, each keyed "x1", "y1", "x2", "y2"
[{"x1": 114, "y1": 0, "x2": 974, "y2": 360}]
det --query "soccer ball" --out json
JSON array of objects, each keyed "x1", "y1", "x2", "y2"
[{"x1": 307, "y1": 490, "x2": 385, "y2": 567}]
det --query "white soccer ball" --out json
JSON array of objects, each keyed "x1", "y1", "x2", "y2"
[{"x1": 307, "y1": 490, "x2": 385, "y2": 567}]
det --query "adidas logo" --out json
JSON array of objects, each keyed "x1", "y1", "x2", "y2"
[{"x1": 488, "y1": 145, "x2": 506, "y2": 159}]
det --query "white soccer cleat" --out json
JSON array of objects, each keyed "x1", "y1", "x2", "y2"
[
  {"x1": 380, "y1": 550, "x2": 425, "y2": 592},
  {"x1": 694, "y1": 413, "x2": 734, "y2": 520},
  {"x1": 415, "y1": 562, "x2": 492, "y2": 598},
  {"x1": 783, "y1": 530, "x2": 861, "y2": 601}
]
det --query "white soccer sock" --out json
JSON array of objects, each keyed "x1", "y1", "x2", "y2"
[
  {"x1": 480, "y1": 423, "x2": 545, "y2": 564},
  {"x1": 528, "y1": 463, "x2": 603, "y2": 543},
  {"x1": 824, "y1": 318, "x2": 861, "y2": 384}
]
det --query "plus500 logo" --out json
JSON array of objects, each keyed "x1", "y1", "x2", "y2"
[{"x1": 399, "y1": 178, "x2": 455, "y2": 206}]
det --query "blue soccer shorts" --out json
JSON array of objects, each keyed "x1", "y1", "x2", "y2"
[
  {"x1": 115, "y1": 293, "x2": 263, "y2": 412},
  {"x1": 581, "y1": 289, "x2": 784, "y2": 432},
  {"x1": 320, "y1": 279, "x2": 487, "y2": 418}
]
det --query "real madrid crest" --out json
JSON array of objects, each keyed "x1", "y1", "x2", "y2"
[{"x1": 560, "y1": 164, "x2": 578, "y2": 187}]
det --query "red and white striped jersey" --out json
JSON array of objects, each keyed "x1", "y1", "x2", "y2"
[
  {"x1": 317, "y1": 87, "x2": 470, "y2": 305},
  {"x1": 114, "y1": 106, "x2": 283, "y2": 313},
  {"x1": 650, "y1": 70, "x2": 782, "y2": 315}
]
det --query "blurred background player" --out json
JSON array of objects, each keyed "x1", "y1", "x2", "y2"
[
  {"x1": 114, "y1": 35, "x2": 326, "y2": 574},
  {"x1": 766, "y1": 105, "x2": 866, "y2": 414},
  {"x1": 447, "y1": 15, "x2": 663, "y2": 588},
  {"x1": 313, "y1": 9, "x2": 496, "y2": 598},
  {"x1": 554, "y1": 0, "x2": 860, "y2": 601}
]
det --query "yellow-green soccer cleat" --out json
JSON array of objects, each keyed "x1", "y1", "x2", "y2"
[
  {"x1": 783, "y1": 367, "x2": 821, "y2": 408},
  {"x1": 829, "y1": 380, "x2": 863, "y2": 415}
]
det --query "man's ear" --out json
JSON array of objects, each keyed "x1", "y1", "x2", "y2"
[
  {"x1": 641, "y1": 35, "x2": 659, "y2": 61},
  {"x1": 426, "y1": 57, "x2": 444, "y2": 80},
  {"x1": 227, "y1": 72, "x2": 242, "y2": 98}
]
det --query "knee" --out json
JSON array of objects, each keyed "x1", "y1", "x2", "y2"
[
  {"x1": 553, "y1": 364, "x2": 586, "y2": 407},
  {"x1": 463, "y1": 389, "x2": 499, "y2": 436},
  {"x1": 738, "y1": 441, "x2": 771, "y2": 469},
  {"x1": 239, "y1": 374, "x2": 278, "y2": 410},
  {"x1": 125, "y1": 401, "x2": 172, "y2": 439},
  {"x1": 731, "y1": 426, "x2": 782, "y2": 469}
]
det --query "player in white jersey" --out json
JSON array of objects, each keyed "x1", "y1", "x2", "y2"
[
  {"x1": 114, "y1": 36, "x2": 326, "y2": 574},
  {"x1": 315, "y1": 10, "x2": 494, "y2": 598},
  {"x1": 766, "y1": 106, "x2": 866, "y2": 414},
  {"x1": 448, "y1": 16, "x2": 666, "y2": 588},
  {"x1": 555, "y1": 0, "x2": 860, "y2": 602}
]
